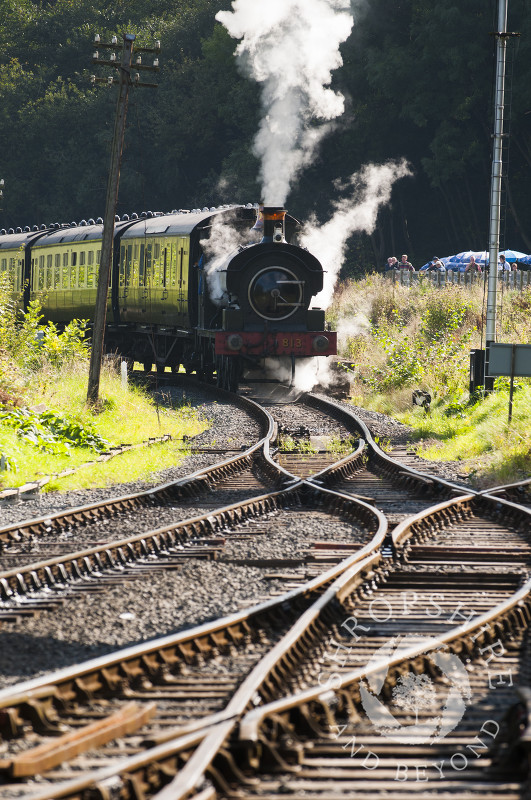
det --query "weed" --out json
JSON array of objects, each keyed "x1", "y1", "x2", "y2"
[
  {"x1": 326, "y1": 435, "x2": 358, "y2": 456},
  {"x1": 278, "y1": 435, "x2": 318, "y2": 454}
]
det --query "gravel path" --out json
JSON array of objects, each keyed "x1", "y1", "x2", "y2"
[
  {"x1": 0, "y1": 561, "x2": 292, "y2": 688},
  {"x1": 0, "y1": 502, "x2": 370, "y2": 688}
]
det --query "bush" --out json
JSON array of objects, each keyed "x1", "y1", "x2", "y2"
[
  {"x1": 0, "y1": 278, "x2": 90, "y2": 400},
  {"x1": 330, "y1": 277, "x2": 481, "y2": 399}
]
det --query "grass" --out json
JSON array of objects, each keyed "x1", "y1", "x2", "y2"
[
  {"x1": 394, "y1": 385, "x2": 531, "y2": 487},
  {"x1": 331, "y1": 276, "x2": 531, "y2": 488},
  {"x1": 0, "y1": 361, "x2": 208, "y2": 492}
]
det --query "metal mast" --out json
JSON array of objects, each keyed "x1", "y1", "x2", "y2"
[{"x1": 485, "y1": 0, "x2": 508, "y2": 345}]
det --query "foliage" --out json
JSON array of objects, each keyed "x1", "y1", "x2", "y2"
[
  {"x1": 332, "y1": 277, "x2": 480, "y2": 400},
  {"x1": 0, "y1": 361, "x2": 207, "y2": 489},
  {"x1": 335, "y1": 276, "x2": 531, "y2": 487},
  {"x1": 278, "y1": 435, "x2": 317, "y2": 454},
  {"x1": 0, "y1": 277, "x2": 90, "y2": 402},
  {"x1": 326, "y1": 435, "x2": 357, "y2": 457},
  {"x1": 0, "y1": 405, "x2": 109, "y2": 454},
  {"x1": 1, "y1": 0, "x2": 531, "y2": 268}
]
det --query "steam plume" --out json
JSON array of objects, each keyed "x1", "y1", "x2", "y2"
[
  {"x1": 301, "y1": 160, "x2": 412, "y2": 309},
  {"x1": 216, "y1": 0, "x2": 354, "y2": 204}
]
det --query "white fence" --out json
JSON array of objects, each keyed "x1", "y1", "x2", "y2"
[{"x1": 386, "y1": 269, "x2": 531, "y2": 290}]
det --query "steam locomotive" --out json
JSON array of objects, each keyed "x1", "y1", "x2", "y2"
[{"x1": 0, "y1": 205, "x2": 336, "y2": 391}]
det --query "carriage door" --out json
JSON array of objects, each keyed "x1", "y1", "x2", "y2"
[{"x1": 177, "y1": 237, "x2": 189, "y2": 325}]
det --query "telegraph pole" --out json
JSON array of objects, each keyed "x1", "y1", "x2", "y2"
[
  {"x1": 87, "y1": 33, "x2": 160, "y2": 404},
  {"x1": 485, "y1": 0, "x2": 509, "y2": 349}
]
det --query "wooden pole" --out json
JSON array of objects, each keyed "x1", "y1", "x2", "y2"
[{"x1": 87, "y1": 33, "x2": 135, "y2": 404}]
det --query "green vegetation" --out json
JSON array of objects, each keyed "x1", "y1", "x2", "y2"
[
  {"x1": 326, "y1": 435, "x2": 358, "y2": 457},
  {"x1": 278, "y1": 435, "x2": 318, "y2": 455},
  {"x1": 331, "y1": 277, "x2": 531, "y2": 488},
  {"x1": 0, "y1": 286, "x2": 207, "y2": 491}
]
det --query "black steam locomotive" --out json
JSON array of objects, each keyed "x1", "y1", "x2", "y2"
[{"x1": 0, "y1": 205, "x2": 336, "y2": 391}]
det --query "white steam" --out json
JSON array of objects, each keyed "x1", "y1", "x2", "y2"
[
  {"x1": 263, "y1": 356, "x2": 332, "y2": 393},
  {"x1": 301, "y1": 160, "x2": 412, "y2": 309},
  {"x1": 202, "y1": 213, "x2": 258, "y2": 306},
  {"x1": 216, "y1": 0, "x2": 354, "y2": 204}
]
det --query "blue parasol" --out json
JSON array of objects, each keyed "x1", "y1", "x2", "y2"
[{"x1": 500, "y1": 249, "x2": 528, "y2": 262}]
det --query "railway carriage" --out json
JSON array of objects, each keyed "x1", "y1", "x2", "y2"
[{"x1": 0, "y1": 204, "x2": 336, "y2": 391}]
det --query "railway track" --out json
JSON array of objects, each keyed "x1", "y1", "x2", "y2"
[{"x1": 0, "y1": 384, "x2": 529, "y2": 799}]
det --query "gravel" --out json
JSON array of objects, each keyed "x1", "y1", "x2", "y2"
[
  {"x1": 0, "y1": 387, "x2": 476, "y2": 689},
  {"x1": 0, "y1": 561, "x2": 293, "y2": 688},
  {"x1": 222, "y1": 507, "x2": 367, "y2": 560}
]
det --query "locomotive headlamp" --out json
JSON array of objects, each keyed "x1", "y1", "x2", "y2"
[
  {"x1": 273, "y1": 224, "x2": 283, "y2": 243},
  {"x1": 312, "y1": 335, "x2": 330, "y2": 352},
  {"x1": 227, "y1": 334, "x2": 243, "y2": 351}
]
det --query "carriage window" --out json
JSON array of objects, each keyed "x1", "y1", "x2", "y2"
[
  {"x1": 152, "y1": 244, "x2": 161, "y2": 287},
  {"x1": 163, "y1": 248, "x2": 168, "y2": 287},
  {"x1": 120, "y1": 244, "x2": 132, "y2": 286},
  {"x1": 139, "y1": 244, "x2": 145, "y2": 285},
  {"x1": 127, "y1": 245, "x2": 135, "y2": 285},
  {"x1": 55, "y1": 254, "x2": 61, "y2": 268},
  {"x1": 125, "y1": 244, "x2": 132, "y2": 286},
  {"x1": 133, "y1": 244, "x2": 139, "y2": 260},
  {"x1": 119, "y1": 245, "x2": 125, "y2": 287},
  {"x1": 96, "y1": 249, "x2": 101, "y2": 264},
  {"x1": 71, "y1": 252, "x2": 77, "y2": 266},
  {"x1": 145, "y1": 244, "x2": 152, "y2": 285},
  {"x1": 88, "y1": 250, "x2": 94, "y2": 265},
  {"x1": 38, "y1": 255, "x2": 45, "y2": 290},
  {"x1": 0, "y1": 258, "x2": 6, "y2": 272},
  {"x1": 80, "y1": 251, "x2": 86, "y2": 266},
  {"x1": 63, "y1": 252, "x2": 69, "y2": 267},
  {"x1": 169, "y1": 244, "x2": 176, "y2": 286}
]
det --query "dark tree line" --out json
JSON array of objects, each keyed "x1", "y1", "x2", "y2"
[{"x1": 1, "y1": 0, "x2": 530, "y2": 274}]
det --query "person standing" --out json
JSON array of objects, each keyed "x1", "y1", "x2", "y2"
[
  {"x1": 385, "y1": 256, "x2": 398, "y2": 271},
  {"x1": 465, "y1": 255, "x2": 481, "y2": 273},
  {"x1": 498, "y1": 254, "x2": 510, "y2": 273},
  {"x1": 398, "y1": 254, "x2": 414, "y2": 271},
  {"x1": 430, "y1": 257, "x2": 445, "y2": 272}
]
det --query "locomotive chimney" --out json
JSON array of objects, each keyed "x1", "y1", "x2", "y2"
[{"x1": 261, "y1": 206, "x2": 286, "y2": 243}]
